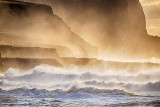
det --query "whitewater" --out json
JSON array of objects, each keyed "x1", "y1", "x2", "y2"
[{"x1": 0, "y1": 62, "x2": 160, "y2": 106}]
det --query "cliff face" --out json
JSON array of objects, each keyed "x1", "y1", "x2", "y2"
[
  {"x1": 53, "y1": 0, "x2": 146, "y2": 44},
  {"x1": 52, "y1": 0, "x2": 160, "y2": 58},
  {"x1": 127, "y1": 0, "x2": 147, "y2": 36},
  {"x1": 0, "y1": 0, "x2": 98, "y2": 58},
  {"x1": 0, "y1": 0, "x2": 160, "y2": 60}
]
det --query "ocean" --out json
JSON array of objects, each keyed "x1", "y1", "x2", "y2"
[{"x1": 0, "y1": 63, "x2": 160, "y2": 106}]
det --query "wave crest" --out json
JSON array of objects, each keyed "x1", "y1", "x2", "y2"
[{"x1": 0, "y1": 65, "x2": 160, "y2": 96}]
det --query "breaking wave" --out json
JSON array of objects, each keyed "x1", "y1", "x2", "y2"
[
  {"x1": 0, "y1": 65, "x2": 160, "y2": 106},
  {"x1": 0, "y1": 65, "x2": 160, "y2": 95}
]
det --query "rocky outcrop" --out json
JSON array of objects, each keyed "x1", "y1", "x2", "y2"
[
  {"x1": 0, "y1": 0, "x2": 98, "y2": 58},
  {"x1": 0, "y1": 45, "x2": 60, "y2": 59},
  {"x1": 0, "y1": 45, "x2": 63, "y2": 72},
  {"x1": 0, "y1": 58, "x2": 62, "y2": 72},
  {"x1": 60, "y1": 57, "x2": 160, "y2": 74}
]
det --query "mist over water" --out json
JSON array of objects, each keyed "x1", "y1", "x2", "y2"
[
  {"x1": 15, "y1": 0, "x2": 160, "y2": 60},
  {"x1": 0, "y1": 0, "x2": 160, "y2": 106},
  {"x1": 1, "y1": 64, "x2": 160, "y2": 91},
  {"x1": 0, "y1": 64, "x2": 160, "y2": 106}
]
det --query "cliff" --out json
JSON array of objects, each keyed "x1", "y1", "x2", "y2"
[
  {"x1": 52, "y1": 0, "x2": 146, "y2": 44},
  {"x1": 52, "y1": 0, "x2": 160, "y2": 59},
  {"x1": 0, "y1": 0, "x2": 160, "y2": 63},
  {"x1": 0, "y1": 0, "x2": 98, "y2": 58}
]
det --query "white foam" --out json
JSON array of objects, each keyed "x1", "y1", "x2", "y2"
[{"x1": 0, "y1": 65, "x2": 160, "y2": 93}]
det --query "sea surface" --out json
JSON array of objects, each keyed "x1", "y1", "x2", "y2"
[{"x1": 0, "y1": 64, "x2": 160, "y2": 106}]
